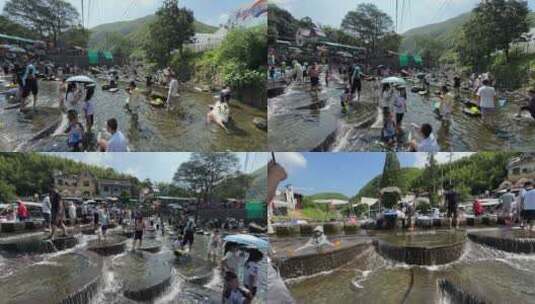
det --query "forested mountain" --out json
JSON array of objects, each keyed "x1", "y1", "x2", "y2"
[
  {"x1": 88, "y1": 14, "x2": 217, "y2": 50},
  {"x1": 354, "y1": 152, "x2": 519, "y2": 203},
  {"x1": 307, "y1": 192, "x2": 349, "y2": 201}
]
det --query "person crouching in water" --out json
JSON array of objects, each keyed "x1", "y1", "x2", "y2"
[
  {"x1": 65, "y1": 110, "x2": 84, "y2": 152},
  {"x1": 295, "y1": 226, "x2": 335, "y2": 252},
  {"x1": 207, "y1": 87, "x2": 231, "y2": 132},
  {"x1": 340, "y1": 86, "x2": 351, "y2": 114}
]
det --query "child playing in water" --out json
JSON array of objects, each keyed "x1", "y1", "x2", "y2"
[
  {"x1": 340, "y1": 86, "x2": 351, "y2": 114},
  {"x1": 65, "y1": 110, "x2": 84, "y2": 152},
  {"x1": 243, "y1": 249, "x2": 263, "y2": 299},
  {"x1": 223, "y1": 271, "x2": 252, "y2": 304},
  {"x1": 382, "y1": 112, "x2": 397, "y2": 147}
]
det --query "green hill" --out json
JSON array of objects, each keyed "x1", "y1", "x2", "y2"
[
  {"x1": 401, "y1": 11, "x2": 535, "y2": 53},
  {"x1": 88, "y1": 14, "x2": 218, "y2": 50},
  {"x1": 307, "y1": 192, "x2": 349, "y2": 201},
  {"x1": 354, "y1": 167, "x2": 422, "y2": 201}
]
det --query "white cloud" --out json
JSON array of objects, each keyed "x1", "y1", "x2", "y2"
[
  {"x1": 274, "y1": 152, "x2": 307, "y2": 173},
  {"x1": 412, "y1": 152, "x2": 475, "y2": 168}
]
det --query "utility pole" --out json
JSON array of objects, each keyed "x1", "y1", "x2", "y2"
[
  {"x1": 395, "y1": 0, "x2": 399, "y2": 32},
  {"x1": 81, "y1": 0, "x2": 84, "y2": 28}
]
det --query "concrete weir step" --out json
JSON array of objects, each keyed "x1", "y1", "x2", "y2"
[
  {"x1": 468, "y1": 229, "x2": 535, "y2": 254},
  {"x1": 87, "y1": 236, "x2": 128, "y2": 256},
  {"x1": 0, "y1": 234, "x2": 78, "y2": 256},
  {"x1": 0, "y1": 252, "x2": 103, "y2": 304},
  {"x1": 115, "y1": 251, "x2": 173, "y2": 302}
]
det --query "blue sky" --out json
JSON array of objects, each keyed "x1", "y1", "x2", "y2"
[
  {"x1": 271, "y1": 0, "x2": 535, "y2": 33},
  {"x1": 0, "y1": 0, "x2": 256, "y2": 28},
  {"x1": 274, "y1": 152, "x2": 473, "y2": 197},
  {"x1": 44, "y1": 152, "x2": 268, "y2": 183}
]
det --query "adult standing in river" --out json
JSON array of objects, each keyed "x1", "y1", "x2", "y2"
[
  {"x1": 521, "y1": 181, "x2": 535, "y2": 231},
  {"x1": 308, "y1": 63, "x2": 320, "y2": 93},
  {"x1": 41, "y1": 194, "x2": 52, "y2": 232},
  {"x1": 477, "y1": 79, "x2": 497, "y2": 126},
  {"x1": 445, "y1": 184, "x2": 460, "y2": 229},
  {"x1": 20, "y1": 55, "x2": 39, "y2": 112},
  {"x1": 46, "y1": 187, "x2": 68, "y2": 240},
  {"x1": 166, "y1": 71, "x2": 179, "y2": 111}
]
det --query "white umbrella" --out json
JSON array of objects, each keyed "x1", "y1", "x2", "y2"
[
  {"x1": 66, "y1": 75, "x2": 95, "y2": 84},
  {"x1": 8, "y1": 46, "x2": 26, "y2": 53},
  {"x1": 381, "y1": 77, "x2": 406, "y2": 85}
]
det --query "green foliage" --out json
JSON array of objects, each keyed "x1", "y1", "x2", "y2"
[
  {"x1": 341, "y1": 3, "x2": 394, "y2": 52},
  {"x1": 380, "y1": 152, "x2": 402, "y2": 189},
  {"x1": 143, "y1": 0, "x2": 195, "y2": 68},
  {"x1": 0, "y1": 180, "x2": 16, "y2": 203},
  {"x1": 382, "y1": 191, "x2": 401, "y2": 209},
  {"x1": 213, "y1": 173, "x2": 253, "y2": 201},
  {"x1": 169, "y1": 49, "x2": 198, "y2": 81},
  {"x1": 3, "y1": 0, "x2": 79, "y2": 46},
  {"x1": 300, "y1": 208, "x2": 337, "y2": 222},
  {"x1": 267, "y1": 3, "x2": 299, "y2": 44},
  {"x1": 61, "y1": 25, "x2": 90, "y2": 48},
  {"x1": 457, "y1": 0, "x2": 530, "y2": 70},
  {"x1": 173, "y1": 153, "x2": 240, "y2": 203},
  {"x1": 353, "y1": 203, "x2": 370, "y2": 217},
  {"x1": 196, "y1": 26, "x2": 267, "y2": 89},
  {"x1": 416, "y1": 202, "x2": 431, "y2": 214},
  {"x1": 356, "y1": 152, "x2": 519, "y2": 204},
  {"x1": 0, "y1": 16, "x2": 38, "y2": 39},
  {"x1": 0, "y1": 153, "x2": 139, "y2": 200},
  {"x1": 307, "y1": 192, "x2": 349, "y2": 201}
]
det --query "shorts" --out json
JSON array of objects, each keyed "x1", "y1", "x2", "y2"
[
  {"x1": 94, "y1": 213, "x2": 99, "y2": 225},
  {"x1": 310, "y1": 77, "x2": 319, "y2": 87},
  {"x1": 521, "y1": 209, "x2": 535, "y2": 221},
  {"x1": 43, "y1": 212, "x2": 51, "y2": 225},
  {"x1": 480, "y1": 107, "x2": 496, "y2": 116},
  {"x1": 396, "y1": 113, "x2": 404, "y2": 125},
  {"x1": 351, "y1": 79, "x2": 362, "y2": 94},
  {"x1": 25, "y1": 78, "x2": 38, "y2": 96},
  {"x1": 447, "y1": 206, "x2": 458, "y2": 219},
  {"x1": 86, "y1": 114, "x2": 94, "y2": 126},
  {"x1": 182, "y1": 231, "x2": 194, "y2": 246},
  {"x1": 101, "y1": 225, "x2": 108, "y2": 234},
  {"x1": 134, "y1": 230, "x2": 143, "y2": 240}
]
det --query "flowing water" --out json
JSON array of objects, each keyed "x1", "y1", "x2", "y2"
[
  {"x1": 268, "y1": 71, "x2": 535, "y2": 151},
  {"x1": 285, "y1": 232, "x2": 535, "y2": 304},
  {"x1": 0, "y1": 80, "x2": 266, "y2": 152}
]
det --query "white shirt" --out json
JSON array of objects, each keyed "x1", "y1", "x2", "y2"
[
  {"x1": 477, "y1": 85, "x2": 496, "y2": 108},
  {"x1": 417, "y1": 134, "x2": 440, "y2": 152},
  {"x1": 223, "y1": 251, "x2": 242, "y2": 275},
  {"x1": 83, "y1": 99, "x2": 95, "y2": 116},
  {"x1": 106, "y1": 131, "x2": 128, "y2": 152},
  {"x1": 41, "y1": 196, "x2": 51, "y2": 214},
  {"x1": 523, "y1": 189, "x2": 535, "y2": 210},
  {"x1": 168, "y1": 79, "x2": 179, "y2": 100},
  {"x1": 66, "y1": 91, "x2": 82, "y2": 113}
]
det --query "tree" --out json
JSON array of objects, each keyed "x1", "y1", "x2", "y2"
[
  {"x1": 173, "y1": 153, "x2": 240, "y2": 206},
  {"x1": 421, "y1": 153, "x2": 440, "y2": 206},
  {"x1": 3, "y1": 0, "x2": 79, "y2": 47},
  {"x1": 62, "y1": 25, "x2": 90, "y2": 48},
  {"x1": 267, "y1": 3, "x2": 300, "y2": 44},
  {"x1": 380, "y1": 152, "x2": 402, "y2": 189},
  {"x1": 457, "y1": 0, "x2": 529, "y2": 68},
  {"x1": 413, "y1": 35, "x2": 445, "y2": 68},
  {"x1": 0, "y1": 16, "x2": 38, "y2": 39},
  {"x1": 341, "y1": 3, "x2": 394, "y2": 53},
  {"x1": 378, "y1": 31, "x2": 402, "y2": 53},
  {"x1": 143, "y1": 0, "x2": 195, "y2": 68}
]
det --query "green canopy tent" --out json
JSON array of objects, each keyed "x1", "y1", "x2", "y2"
[
  {"x1": 413, "y1": 54, "x2": 423, "y2": 66},
  {"x1": 245, "y1": 201, "x2": 265, "y2": 220},
  {"x1": 88, "y1": 50, "x2": 99, "y2": 65},
  {"x1": 399, "y1": 53, "x2": 410, "y2": 67},
  {"x1": 103, "y1": 51, "x2": 113, "y2": 60}
]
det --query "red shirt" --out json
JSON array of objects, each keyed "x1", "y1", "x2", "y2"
[{"x1": 17, "y1": 202, "x2": 29, "y2": 217}]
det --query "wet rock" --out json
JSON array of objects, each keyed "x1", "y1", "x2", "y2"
[
  {"x1": 115, "y1": 251, "x2": 173, "y2": 302},
  {"x1": 138, "y1": 239, "x2": 162, "y2": 253},
  {"x1": 87, "y1": 236, "x2": 127, "y2": 256},
  {"x1": 468, "y1": 230, "x2": 535, "y2": 254},
  {"x1": 252, "y1": 117, "x2": 267, "y2": 131},
  {"x1": 0, "y1": 235, "x2": 78, "y2": 256},
  {"x1": 374, "y1": 231, "x2": 466, "y2": 265},
  {"x1": 0, "y1": 252, "x2": 103, "y2": 304}
]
